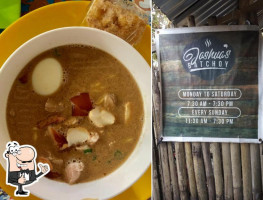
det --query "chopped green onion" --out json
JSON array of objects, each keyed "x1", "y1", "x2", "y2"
[
  {"x1": 53, "y1": 48, "x2": 61, "y2": 57},
  {"x1": 114, "y1": 150, "x2": 123, "y2": 160},
  {"x1": 92, "y1": 155, "x2": 97, "y2": 161},
  {"x1": 84, "y1": 149, "x2": 92, "y2": 154}
]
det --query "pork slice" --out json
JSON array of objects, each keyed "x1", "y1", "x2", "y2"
[
  {"x1": 64, "y1": 161, "x2": 84, "y2": 184},
  {"x1": 37, "y1": 115, "x2": 65, "y2": 129}
]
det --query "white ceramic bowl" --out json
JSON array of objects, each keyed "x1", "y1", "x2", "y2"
[{"x1": 0, "y1": 27, "x2": 151, "y2": 200}]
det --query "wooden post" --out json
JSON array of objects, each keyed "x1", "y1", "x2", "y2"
[
  {"x1": 175, "y1": 143, "x2": 189, "y2": 200},
  {"x1": 231, "y1": 143, "x2": 242, "y2": 200},
  {"x1": 222, "y1": 143, "x2": 233, "y2": 200},
  {"x1": 192, "y1": 143, "x2": 208, "y2": 200},
  {"x1": 185, "y1": 142, "x2": 198, "y2": 200},
  {"x1": 207, "y1": 16, "x2": 217, "y2": 26},
  {"x1": 238, "y1": 0, "x2": 249, "y2": 24},
  {"x1": 248, "y1": 11, "x2": 258, "y2": 25},
  {"x1": 241, "y1": 143, "x2": 252, "y2": 200},
  {"x1": 167, "y1": 143, "x2": 180, "y2": 200},
  {"x1": 187, "y1": 15, "x2": 195, "y2": 27},
  {"x1": 202, "y1": 143, "x2": 216, "y2": 200}
]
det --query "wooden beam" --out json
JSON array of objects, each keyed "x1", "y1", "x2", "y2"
[
  {"x1": 239, "y1": 0, "x2": 249, "y2": 10},
  {"x1": 238, "y1": 12, "x2": 248, "y2": 25},
  {"x1": 217, "y1": 10, "x2": 241, "y2": 25},
  {"x1": 247, "y1": 0, "x2": 263, "y2": 13},
  {"x1": 248, "y1": 11, "x2": 258, "y2": 25},
  {"x1": 207, "y1": 16, "x2": 217, "y2": 26},
  {"x1": 187, "y1": 15, "x2": 196, "y2": 27}
]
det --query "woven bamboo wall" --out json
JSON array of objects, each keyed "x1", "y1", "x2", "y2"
[{"x1": 153, "y1": 65, "x2": 263, "y2": 200}]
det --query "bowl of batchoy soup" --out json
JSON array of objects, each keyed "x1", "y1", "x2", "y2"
[{"x1": 0, "y1": 27, "x2": 151, "y2": 199}]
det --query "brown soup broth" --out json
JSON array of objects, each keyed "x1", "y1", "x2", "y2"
[{"x1": 6, "y1": 45, "x2": 144, "y2": 183}]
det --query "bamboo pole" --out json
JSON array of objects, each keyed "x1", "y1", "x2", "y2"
[
  {"x1": 175, "y1": 143, "x2": 189, "y2": 200},
  {"x1": 154, "y1": 70, "x2": 172, "y2": 200},
  {"x1": 250, "y1": 144, "x2": 262, "y2": 200},
  {"x1": 167, "y1": 143, "x2": 180, "y2": 200},
  {"x1": 248, "y1": 8, "x2": 261, "y2": 200},
  {"x1": 222, "y1": 143, "x2": 233, "y2": 200},
  {"x1": 260, "y1": 144, "x2": 263, "y2": 199},
  {"x1": 230, "y1": 143, "x2": 242, "y2": 200},
  {"x1": 202, "y1": 143, "x2": 216, "y2": 200},
  {"x1": 241, "y1": 143, "x2": 252, "y2": 200},
  {"x1": 152, "y1": 66, "x2": 161, "y2": 146},
  {"x1": 152, "y1": 67, "x2": 162, "y2": 200},
  {"x1": 186, "y1": 15, "x2": 207, "y2": 200},
  {"x1": 192, "y1": 143, "x2": 208, "y2": 200},
  {"x1": 152, "y1": 130, "x2": 161, "y2": 200},
  {"x1": 206, "y1": 15, "x2": 226, "y2": 200},
  {"x1": 185, "y1": 142, "x2": 198, "y2": 200},
  {"x1": 211, "y1": 143, "x2": 224, "y2": 200},
  {"x1": 152, "y1": 64, "x2": 163, "y2": 200},
  {"x1": 152, "y1": 65, "x2": 172, "y2": 200},
  {"x1": 159, "y1": 143, "x2": 173, "y2": 200},
  {"x1": 207, "y1": 15, "x2": 224, "y2": 200}
]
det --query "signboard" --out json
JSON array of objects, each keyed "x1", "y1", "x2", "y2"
[{"x1": 156, "y1": 25, "x2": 263, "y2": 143}]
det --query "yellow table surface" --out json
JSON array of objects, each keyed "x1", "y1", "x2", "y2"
[{"x1": 0, "y1": 1, "x2": 151, "y2": 200}]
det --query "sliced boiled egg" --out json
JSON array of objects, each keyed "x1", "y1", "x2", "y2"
[{"x1": 32, "y1": 58, "x2": 63, "y2": 96}]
